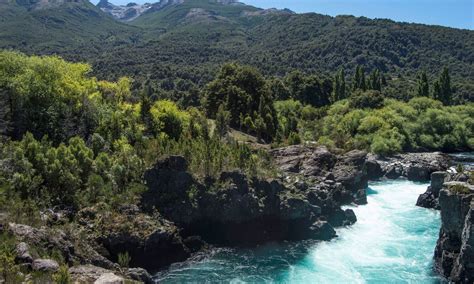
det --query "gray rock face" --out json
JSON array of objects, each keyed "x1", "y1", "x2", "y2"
[
  {"x1": 434, "y1": 182, "x2": 474, "y2": 282},
  {"x1": 15, "y1": 242, "x2": 33, "y2": 264},
  {"x1": 77, "y1": 204, "x2": 190, "y2": 273},
  {"x1": 7, "y1": 223, "x2": 77, "y2": 265},
  {"x1": 270, "y1": 145, "x2": 368, "y2": 205},
  {"x1": 416, "y1": 171, "x2": 448, "y2": 209},
  {"x1": 69, "y1": 265, "x2": 113, "y2": 283},
  {"x1": 32, "y1": 259, "x2": 59, "y2": 272},
  {"x1": 416, "y1": 171, "x2": 470, "y2": 210},
  {"x1": 367, "y1": 152, "x2": 449, "y2": 182},
  {"x1": 142, "y1": 153, "x2": 351, "y2": 245},
  {"x1": 7, "y1": 222, "x2": 116, "y2": 270},
  {"x1": 94, "y1": 273, "x2": 124, "y2": 284}
]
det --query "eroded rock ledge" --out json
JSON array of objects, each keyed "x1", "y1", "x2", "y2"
[{"x1": 366, "y1": 152, "x2": 449, "y2": 182}]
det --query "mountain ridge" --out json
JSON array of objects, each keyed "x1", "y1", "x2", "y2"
[{"x1": 0, "y1": 0, "x2": 472, "y2": 101}]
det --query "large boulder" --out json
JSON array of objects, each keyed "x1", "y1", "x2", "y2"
[
  {"x1": 77, "y1": 204, "x2": 190, "y2": 273},
  {"x1": 94, "y1": 273, "x2": 124, "y2": 284},
  {"x1": 32, "y1": 259, "x2": 59, "y2": 273},
  {"x1": 69, "y1": 265, "x2": 123, "y2": 283},
  {"x1": 365, "y1": 159, "x2": 383, "y2": 180},
  {"x1": 15, "y1": 242, "x2": 33, "y2": 264},
  {"x1": 126, "y1": 268, "x2": 153, "y2": 284}
]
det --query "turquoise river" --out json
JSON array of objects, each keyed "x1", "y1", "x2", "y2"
[{"x1": 156, "y1": 180, "x2": 443, "y2": 283}]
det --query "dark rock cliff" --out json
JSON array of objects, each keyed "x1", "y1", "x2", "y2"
[
  {"x1": 434, "y1": 181, "x2": 474, "y2": 282},
  {"x1": 141, "y1": 153, "x2": 360, "y2": 246}
]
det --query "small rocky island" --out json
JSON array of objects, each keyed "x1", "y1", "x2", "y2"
[{"x1": 2, "y1": 144, "x2": 467, "y2": 283}]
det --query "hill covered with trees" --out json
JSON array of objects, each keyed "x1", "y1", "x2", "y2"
[{"x1": 0, "y1": 0, "x2": 473, "y2": 102}]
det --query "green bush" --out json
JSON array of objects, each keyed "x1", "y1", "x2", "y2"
[
  {"x1": 150, "y1": 100, "x2": 189, "y2": 140},
  {"x1": 53, "y1": 265, "x2": 72, "y2": 284},
  {"x1": 118, "y1": 252, "x2": 131, "y2": 268},
  {"x1": 349, "y1": 90, "x2": 385, "y2": 109},
  {"x1": 287, "y1": 132, "x2": 302, "y2": 145},
  {"x1": 449, "y1": 184, "x2": 470, "y2": 195},
  {"x1": 0, "y1": 233, "x2": 22, "y2": 283}
]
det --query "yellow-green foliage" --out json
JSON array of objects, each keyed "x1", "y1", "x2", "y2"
[
  {"x1": 318, "y1": 97, "x2": 474, "y2": 155},
  {"x1": 449, "y1": 184, "x2": 471, "y2": 195},
  {"x1": 150, "y1": 100, "x2": 190, "y2": 140},
  {"x1": 0, "y1": 233, "x2": 22, "y2": 283},
  {"x1": 0, "y1": 50, "x2": 135, "y2": 144},
  {"x1": 53, "y1": 265, "x2": 72, "y2": 284}
]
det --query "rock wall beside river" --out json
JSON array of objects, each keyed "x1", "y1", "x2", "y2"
[
  {"x1": 142, "y1": 151, "x2": 367, "y2": 247},
  {"x1": 434, "y1": 181, "x2": 474, "y2": 282},
  {"x1": 366, "y1": 152, "x2": 449, "y2": 182}
]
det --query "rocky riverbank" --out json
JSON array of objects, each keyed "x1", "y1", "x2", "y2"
[
  {"x1": 366, "y1": 151, "x2": 449, "y2": 181},
  {"x1": 1, "y1": 147, "x2": 458, "y2": 282},
  {"x1": 434, "y1": 180, "x2": 474, "y2": 282}
]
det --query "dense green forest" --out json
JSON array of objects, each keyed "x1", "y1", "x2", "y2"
[
  {"x1": 0, "y1": 51, "x2": 472, "y2": 216},
  {"x1": 1, "y1": 0, "x2": 473, "y2": 103}
]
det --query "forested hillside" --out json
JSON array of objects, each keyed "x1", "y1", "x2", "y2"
[
  {"x1": 0, "y1": 0, "x2": 473, "y2": 101},
  {"x1": 0, "y1": 0, "x2": 473, "y2": 280}
]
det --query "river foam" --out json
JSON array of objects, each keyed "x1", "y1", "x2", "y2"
[{"x1": 156, "y1": 180, "x2": 442, "y2": 283}]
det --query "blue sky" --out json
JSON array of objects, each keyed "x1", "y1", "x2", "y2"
[
  {"x1": 244, "y1": 0, "x2": 473, "y2": 30},
  {"x1": 103, "y1": 0, "x2": 473, "y2": 30}
]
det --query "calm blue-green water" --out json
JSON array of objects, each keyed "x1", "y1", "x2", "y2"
[{"x1": 156, "y1": 180, "x2": 442, "y2": 283}]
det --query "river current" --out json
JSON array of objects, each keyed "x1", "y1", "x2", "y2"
[{"x1": 156, "y1": 180, "x2": 442, "y2": 283}]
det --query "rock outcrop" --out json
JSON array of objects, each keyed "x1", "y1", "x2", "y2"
[
  {"x1": 434, "y1": 181, "x2": 474, "y2": 282},
  {"x1": 270, "y1": 145, "x2": 368, "y2": 205},
  {"x1": 416, "y1": 171, "x2": 448, "y2": 209},
  {"x1": 142, "y1": 155, "x2": 339, "y2": 245},
  {"x1": 77, "y1": 204, "x2": 190, "y2": 273},
  {"x1": 417, "y1": 171, "x2": 471, "y2": 209},
  {"x1": 142, "y1": 148, "x2": 367, "y2": 247},
  {"x1": 367, "y1": 152, "x2": 449, "y2": 182}
]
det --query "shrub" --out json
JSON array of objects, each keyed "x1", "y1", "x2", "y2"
[
  {"x1": 287, "y1": 132, "x2": 302, "y2": 145},
  {"x1": 349, "y1": 90, "x2": 385, "y2": 109},
  {"x1": 0, "y1": 233, "x2": 21, "y2": 283},
  {"x1": 150, "y1": 100, "x2": 189, "y2": 140},
  {"x1": 53, "y1": 265, "x2": 72, "y2": 284},
  {"x1": 449, "y1": 184, "x2": 470, "y2": 194},
  {"x1": 118, "y1": 252, "x2": 131, "y2": 268}
]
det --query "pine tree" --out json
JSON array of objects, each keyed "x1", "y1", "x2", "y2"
[
  {"x1": 332, "y1": 72, "x2": 340, "y2": 103},
  {"x1": 432, "y1": 80, "x2": 442, "y2": 101},
  {"x1": 0, "y1": 87, "x2": 12, "y2": 137},
  {"x1": 340, "y1": 69, "x2": 346, "y2": 99},
  {"x1": 332, "y1": 69, "x2": 346, "y2": 102},
  {"x1": 416, "y1": 71, "x2": 429, "y2": 97},
  {"x1": 368, "y1": 69, "x2": 381, "y2": 91},
  {"x1": 353, "y1": 65, "x2": 367, "y2": 91},
  {"x1": 140, "y1": 82, "x2": 154, "y2": 135},
  {"x1": 439, "y1": 67, "x2": 452, "y2": 105},
  {"x1": 215, "y1": 104, "x2": 230, "y2": 138},
  {"x1": 432, "y1": 67, "x2": 452, "y2": 105}
]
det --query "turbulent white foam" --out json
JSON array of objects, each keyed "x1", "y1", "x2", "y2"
[
  {"x1": 281, "y1": 180, "x2": 441, "y2": 283},
  {"x1": 157, "y1": 180, "x2": 442, "y2": 283}
]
